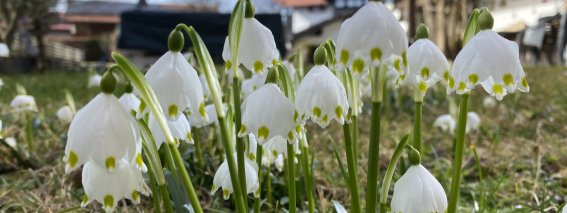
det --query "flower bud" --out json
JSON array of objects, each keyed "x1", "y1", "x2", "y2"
[
  {"x1": 415, "y1": 23, "x2": 429, "y2": 40},
  {"x1": 168, "y1": 29, "x2": 184, "y2": 52},
  {"x1": 478, "y1": 8, "x2": 494, "y2": 31},
  {"x1": 407, "y1": 145, "x2": 421, "y2": 165},
  {"x1": 100, "y1": 70, "x2": 117, "y2": 94},
  {"x1": 313, "y1": 46, "x2": 327, "y2": 66},
  {"x1": 245, "y1": 0, "x2": 255, "y2": 18},
  {"x1": 124, "y1": 82, "x2": 134, "y2": 93}
]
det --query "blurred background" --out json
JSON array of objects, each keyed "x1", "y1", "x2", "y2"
[{"x1": 0, "y1": 0, "x2": 563, "y2": 74}]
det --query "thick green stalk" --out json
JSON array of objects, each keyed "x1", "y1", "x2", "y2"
[
  {"x1": 343, "y1": 123, "x2": 361, "y2": 213},
  {"x1": 267, "y1": 168, "x2": 273, "y2": 204},
  {"x1": 447, "y1": 94, "x2": 470, "y2": 213},
  {"x1": 25, "y1": 113, "x2": 34, "y2": 150},
  {"x1": 218, "y1": 117, "x2": 247, "y2": 213},
  {"x1": 193, "y1": 128, "x2": 205, "y2": 171},
  {"x1": 143, "y1": 152, "x2": 161, "y2": 213},
  {"x1": 365, "y1": 101, "x2": 381, "y2": 212},
  {"x1": 254, "y1": 145, "x2": 263, "y2": 213},
  {"x1": 413, "y1": 101, "x2": 423, "y2": 153},
  {"x1": 301, "y1": 144, "x2": 316, "y2": 213},
  {"x1": 351, "y1": 115, "x2": 359, "y2": 173},
  {"x1": 159, "y1": 184, "x2": 174, "y2": 213},
  {"x1": 287, "y1": 144, "x2": 297, "y2": 213},
  {"x1": 168, "y1": 142, "x2": 203, "y2": 213},
  {"x1": 233, "y1": 77, "x2": 249, "y2": 209}
]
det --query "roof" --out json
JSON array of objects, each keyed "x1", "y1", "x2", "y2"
[
  {"x1": 276, "y1": 0, "x2": 327, "y2": 7},
  {"x1": 64, "y1": 14, "x2": 120, "y2": 23}
]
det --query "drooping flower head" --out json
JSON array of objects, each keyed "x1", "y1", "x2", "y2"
[
  {"x1": 87, "y1": 73, "x2": 102, "y2": 89},
  {"x1": 149, "y1": 112, "x2": 193, "y2": 148},
  {"x1": 433, "y1": 112, "x2": 481, "y2": 135},
  {"x1": 448, "y1": 30, "x2": 528, "y2": 100},
  {"x1": 56, "y1": 105, "x2": 74, "y2": 124},
  {"x1": 336, "y1": 1, "x2": 407, "y2": 74},
  {"x1": 239, "y1": 83, "x2": 298, "y2": 144},
  {"x1": 10, "y1": 95, "x2": 38, "y2": 113},
  {"x1": 211, "y1": 153, "x2": 259, "y2": 199},
  {"x1": 119, "y1": 83, "x2": 141, "y2": 115}
]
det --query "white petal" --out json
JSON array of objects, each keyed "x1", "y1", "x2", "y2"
[
  {"x1": 466, "y1": 112, "x2": 481, "y2": 133},
  {"x1": 295, "y1": 65, "x2": 349, "y2": 128},
  {"x1": 189, "y1": 104, "x2": 223, "y2": 128},
  {"x1": 242, "y1": 72, "x2": 268, "y2": 98},
  {"x1": 406, "y1": 39, "x2": 449, "y2": 88},
  {"x1": 391, "y1": 165, "x2": 448, "y2": 213},
  {"x1": 0, "y1": 43, "x2": 10, "y2": 57},
  {"x1": 118, "y1": 93, "x2": 141, "y2": 115},
  {"x1": 56, "y1": 105, "x2": 74, "y2": 124},
  {"x1": 212, "y1": 153, "x2": 259, "y2": 199},
  {"x1": 149, "y1": 112, "x2": 193, "y2": 148},
  {"x1": 10, "y1": 95, "x2": 38, "y2": 112},
  {"x1": 433, "y1": 114, "x2": 456, "y2": 134},
  {"x1": 482, "y1": 96, "x2": 497, "y2": 109},
  {"x1": 87, "y1": 74, "x2": 102, "y2": 88},
  {"x1": 333, "y1": 200, "x2": 348, "y2": 213},
  {"x1": 240, "y1": 84, "x2": 297, "y2": 144}
]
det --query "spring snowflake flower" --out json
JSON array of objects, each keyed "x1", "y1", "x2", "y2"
[
  {"x1": 119, "y1": 84, "x2": 141, "y2": 114},
  {"x1": 335, "y1": 1, "x2": 407, "y2": 74},
  {"x1": 406, "y1": 39, "x2": 449, "y2": 100},
  {"x1": 239, "y1": 83, "x2": 298, "y2": 144},
  {"x1": 261, "y1": 135, "x2": 300, "y2": 170},
  {"x1": 64, "y1": 93, "x2": 140, "y2": 173},
  {"x1": 391, "y1": 149, "x2": 447, "y2": 213},
  {"x1": 56, "y1": 105, "x2": 74, "y2": 124},
  {"x1": 145, "y1": 51, "x2": 207, "y2": 121},
  {"x1": 222, "y1": 18, "x2": 279, "y2": 74},
  {"x1": 448, "y1": 30, "x2": 529, "y2": 100},
  {"x1": 199, "y1": 74, "x2": 211, "y2": 101},
  {"x1": 466, "y1": 112, "x2": 481, "y2": 133},
  {"x1": 211, "y1": 153, "x2": 259, "y2": 199},
  {"x1": 0, "y1": 78, "x2": 4, "y2": 89},
  {"x1": 148, "y1": 112, "x2": 192, "y2": 148},
  {"x1": 5, "y1": 137, "x2": 17, "y2": 149},
  {"x1": 189, "y1": 104, "x2": 223, "y2": 128},
  {"x1": 10, "y1": 95, "x2": 37, "y2": 112},
  {"x1": 433, "y1": 114, "x2": 456, "y2": 134},
  {"x1": 295, "y1": 65, "x2": 349, "y2": 127},
  {"x1": 0, "y1": 43, "x2": 9, "y2": 57},
  {"x1": 81, "y1": 159, "x2": 149, "y2": 212},
  {"x1": 242, "y1": 72, "x2": 267, "y2": 97},
  {"x1": 87, "y1": 74, "x2": 102, "y2": 88},
  {"x1": 482, "y1": 96, "x2": 497, "y2": 109}
]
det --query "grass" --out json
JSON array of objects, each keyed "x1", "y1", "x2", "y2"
[{"x1": 0, "y1": 66, "x2": 566, "y2": 212}]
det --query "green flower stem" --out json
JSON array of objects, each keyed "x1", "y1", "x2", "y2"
[
  {"x1": 254, "y1": 144, "x2": 263, "y2": 213},
  {"x1": 447, "y1": 94, "x2": 470, "y2": 213},
  {"x1": 379, "y1": 134, "x2": 409, "y2": 212},
  {"x1": 413, "y1": 101, "x2": 423, "y2": 153},
  {"x1": 159, "y1": 184, "x2": 174, "y2": 213},
  {"x1": 301, "y1": 143, "x2": 316, "y2": 213},
  {"x1": 193, "y1": 128, "x2": 205, "y2": 171},
  {"x1": 25, "y1": 113, "x2": 34, "y2": 150},
  {"x1": 266, "y1": 169, "x2": 273, "y2": 204},
  {"x1": 233, "y1": 77, "x2": 249, "y2": 209},
  {"x1": 144, "y1": 153, "x2": 162, "y2": 213},
  {"x1": 351, "y1": 115, "x2": 359, "y2": 173},
  {"x1": 177, "y1": 24, "x2": 247, "y2": 212},
  {"x1": 168, "y1": 142, "x2": 203, "y2": 213},
  {"x1": 287, "y1": 143, "x2": 297, "y2": 213},
  {"x1": 343, "y1": 122, "x2": 361, "y2": 213},
  {"x1": 365, "y1": 101, "x2": 381, "y2": 213}
]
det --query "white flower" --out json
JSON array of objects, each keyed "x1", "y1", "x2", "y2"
[
  {"x1": 64, "y1": 94, "x2": 139, "y2": 173},
  {"x1": 239, "y1": 83, "x2": 297, "y2": 144},
  {"x1": 406, "y1": 39, "x2": 449, "y2": 99},
  {"x1": 145, "y1": 51, "x2": 207, "y2": 121},
  {"x1": 211, "y1": 153, "x2": 259, "y2": 199},
  {"x1": 466, "y1": 112, "x2": 481, "y2": 133},
  {"x1": 148, "y1": 112, "x2": 193, "y2": 148},
  {"x1": 482, "y1": 96, "x2": 497, "y2": 109},
  {"x1": 448, "y1": 30, "x2": 529, "y2": 100},
  {"x1": 261, "y1": 135, "x2": 300, "y2": 169},
  {"x1": 56, "y1": 105, "x2": 74, "y2": 124},
  {"x1": 336, "y1": 1, "x2": 407, "y2": 74},
  {"x1": 81, "y1": 159, "x2": 148, "y2": 212},
  {"x1": 0, "y1": 78, "x2": 4, "y2": 89},
  {"x1": 383, "y1": 55, "x2": 407, "y2": 88},
  {"x1": 433, "y1": 114, "x2": 456, "y2": 134},
  {"x1": 0, "y1": 120, "x2": 3, "y2": 139},
  {"x1": 242, "y1": 72, "x2": 267, "y2": 97},
  {"x1": 199, "y1": 74, "x2": 211, "y2": 101},
  {"x1": 189, "y1": 104, "x2": 223, "y2": 128},
  {"x1": 87, "y1": 74, "x2": 102, "y2": 88},
  {"x1": 295, "y1": 65, "x2": 349, "y2": 128},
  {"x1": 282, "y1": 60, "x2": 297, "y2": 83},
  {"x1": 118, "y1": 93, "x2": 141, "y2": 114},
  {"x1": 10, "y1": 95, "x2": 38, "y2": 112},
  {"x1": 333, "y1": 200, "x2": 348, "y2": 213},
  {"x1": 222, "y1": 18, "x2": 279, "y2": 74},
  {"x1": 391, "y1": 164, "x2": 448, "y2": 213},
  {"x1": 0, "y1": 43, "x2": 9, "y2": 57},
  {"x1": 5, "y1": 137, "x2": 17, "y2": 149},
  {"x1": 562, "y1": 205, "x2": 567, "y2": 213}
]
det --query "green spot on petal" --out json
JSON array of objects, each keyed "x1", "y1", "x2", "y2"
[
  {"x1": 168, "y1": 104, "x2": 178, "y2": 119},
  {"x1": 322, "y1": 115, "x2": 328, "y2": 123},
  {"x1": 443, "y1": 71, "x2": 449, "y2": 81},
  {"x1": 522, "y1": 77, "x2": 529, "y2": 88},
  {"x1": 253, "y1": 61, "x2": 264, "y2": 73},
  {"x1": 248, "y1": 153, "x2": 255, "y2": 160},
  {"x1": 469, "y1": 74, "x2": 479, "y2": 84},
  {"x1": 448, "y1": 76, "x2": 455, "y2": 88},
  {"x1": 394, "y1": 59, "x2": 402, "y2": 72},
  {"x1": 493, "y1": 84, "x2": 504, "y2": 95},
  {"x1": 503, "y1": 73, "x2": 513, "y2": 86},
  {"x1": 67, "y1": 151, "x2": 78, "y2": 168},
  {"x1": 223, "y1": 189, "x2": 230, "y2": 199},
  {"x1": 313, "y1": 107, "x2": 321, "y2": 117},
  {"x1": 139, "y1": 100, "x2": 146, "y2": 113},
  {"x1": 420, "y1": 67, "x2": 430, "y2": 79},
  {"x1": 340, "y1": 49, "x2": 350, "y2": 65},
  {"x1": 272, "y1": 150, "x2": 278, "y2": 156},
  {"x1": 288, "y1": 131, "x2": 294, "y2": 140},
  {"x1": 370, "y1": 47, "x2": 382, "y2": 61},
  {"x1": 295, "y1": 125, "x2": 301, "y2": 133},
  {"x1": 199, "y1": 102, "x2": 206, "y2": 117},
  {"x1": 105, "y1": 157, "x2": 116, "y2": 170},
  {"x1": 239, "y1": 125, "x2": 247, "y2": 135},
  {"x1": 418, "y1": 81, "x2": 427, "y2": 92},
  {"x1": 103, "y1": 194, "x2": 114, "y2": 209},
  {"x1": 187, "y1": 132, "x2": 193, "y2": 142},
  {"x1": 402, "y1": 51, "x2": 408, "y2": 67},
  {"x1": 293, "y1": 111, "x2": 298, "y2": 121},
  {"x1": 224, "y1": 60, "x2": 232, "y2": 71},
  {"x1": 352, "y1": 58, "x2": 365, "y2": 74},
  {"x1": 458, "y1": 82, "x2": 466, "y2": 91},
  {"x1": 335, "y1": 106, "x2": 343, "y2": 119},
  {"x1": 132, "y1": 191, "x2": 139, "y2": 201},
  {"x1": 258, "y1": 126, "x2": 269, "y2": 140},
  {"x1": 136, "y1": 153, "x2": 143, "y2": 168},
  {"x1": 82, "y1": 195, "x2": 89, "y2": 204}
]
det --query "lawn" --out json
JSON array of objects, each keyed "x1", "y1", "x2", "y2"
[{"x1": 0, "y1": 66, "x2": 566, "y2": 212}]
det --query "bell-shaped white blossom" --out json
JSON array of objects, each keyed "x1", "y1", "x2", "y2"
[
  {"x1": 64, "y1": 94, "x2": 139, "y2": 173},
  {"x1": 199, "y1": 74, "x2": 211, "y2": 101},
  {"x1": 81, "y1": 159, "x2": 148, "y2": 212},
  {"x1": 5, "y1": 137, "x2": 17, "y2": 149},
  {"x1": 119, "y1": 93, "x2": 141, "y2": 114},
  {"x1": 239, "y1": 83, "x2": 297, "y2": 144},
  {"x1": 466, "y1": 112, "x2": 481, "y2": 133},
  {"x1": 10, "y1": 95, "x2": 38, "y2": 113},
  {"x1": 296, "y1": 65, "x2": 349, "y2": 127},
  {"x1": 56, "y1": 105, "x2": 74, "y2": 124},
  {"x1": 242, "y1": 72, "x2": 267, "y2": 97},
  {"x1": 222, "y1": 18, "x2": 279, "y2": 74},
  {"x1": 406, "y1": 39, "x2": 449, "y2": 98},
  {"x1": 0, "y1": 78, "x2": 4, "y2": 89},
  {"x1": 384, "y1": 55, "x2": 407, "y2": 88},
  {"x1": 189, "y1": 104, "x2": 223, "y2": 128},
  {"x1": 391, "y1": 164, "x2": 448, "y2": 213},
  {"x1": 482, "y1": 96, "x2": 497, "y2": 109},
  {"x1": 562, "y1": 205, "x2": 567, "y2": 213},
  {"x1": 333, "y1": 200, "x2": 348, "y2": 213},
  {"x1": 211, "y1": 153, "x2": 259, "y2": 199},
  {"x1": 448, "y1": 30, "x2": 529, "y2": 100},
  {"x1": 335, "y1": 1, "x2": 407, "y2": 74},
  {"x1": 148, "y1": 112, "x2": 193, "y2": 148},
  {"x1": 433, "y1": 114, "x2": 456, "y2": 134},
  {"x1": 0, "y1": 43, "x2": 9, "y2": 57},
  {"x1": 87, "y1": 74, "x2": 102, "y2": 88},
  {"x1": 145, "y1": 51, "x2": 207, "y2": 121}
]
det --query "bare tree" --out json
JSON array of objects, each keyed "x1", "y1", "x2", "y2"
[{"x1": 0, "y1": 1, "x2": 28, "y2": 48}]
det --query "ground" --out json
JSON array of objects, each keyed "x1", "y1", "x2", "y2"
[{"x1": 0, "y1": 66, "x2": 565, "y2": 212}]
